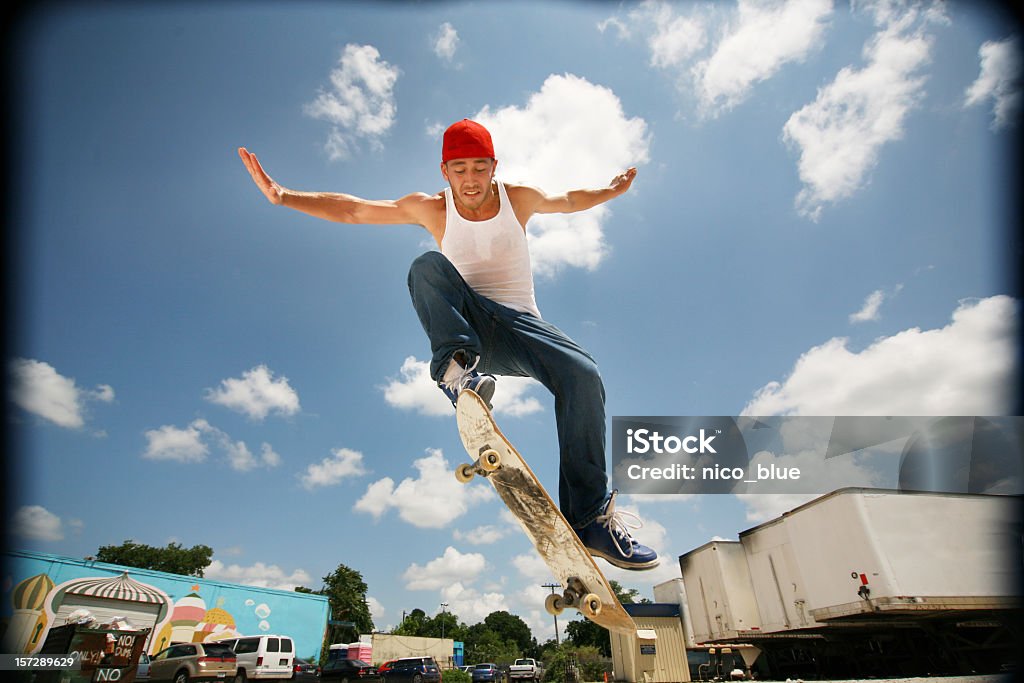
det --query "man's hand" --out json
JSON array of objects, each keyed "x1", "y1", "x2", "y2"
[
  {"x1": 238, "y1": 147, "x2": 284, "y2": 205},
  {"x1": 610, "y1": 167, "x2": 637, "y2": 195}
]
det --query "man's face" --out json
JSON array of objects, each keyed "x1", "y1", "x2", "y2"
[{"x1": 442, "y1": 157, "x2": 497, "y2": 210}]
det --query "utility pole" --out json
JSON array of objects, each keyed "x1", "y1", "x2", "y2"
[
  {"x1": 440, "y1": 602, "x2": 449, "y2": 639},
  {"x1": 542, "y1": 584, "x2": 561, "y2": 644}
]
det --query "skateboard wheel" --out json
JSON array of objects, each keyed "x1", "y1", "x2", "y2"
[
  {"x1": 544, "y1": 593, "x2": 565, "y2": 616},
  {"x1": 579, "y1": 593, "x2": 603, "y2": 619},
  {"x1": 455, "y1": 463, "x2": 476, "y2": 484},
  {"x1": 478, "y1": 448, "x2": 501, "y2": 472}
]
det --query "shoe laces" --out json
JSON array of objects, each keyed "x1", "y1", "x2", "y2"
[
  {"x1": 443, "y1": 355, "x2": 481, "y2": 393},
  {"x1": 594, "y1": 491, "x2": 643, "y2": 558}
]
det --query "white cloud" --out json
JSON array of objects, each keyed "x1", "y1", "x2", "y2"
[
  {"x1": 433, "y1": 22, "x2": 460, "y2": 64},
  {"x1": 299, "y1": 447, "x2": 368, "y2": 489},
  {"x1": 849, "y1": 289, "x2": 886, "y2": 323},
  {"x1": 605, "y1": 0, "x2": 830, "y2": 116},
  {"x1": 850, "y1": 284, "x2": 904, "y2": 323},
  {"x1": 744, "y1": 295, "x2": 1019, "y2": 416},
  {"x1": 354, "y1": 449, "x2": 493, "y2": 528},
  {"x1": 90, "y1": 385, "x2": 115, "y2": 403},
  {"x1": 143, "y1": 420, "x2": 210, "y2": 463},
  {"x1": 473, "y1": 74, "x2": 650, "y2": 276},
  {"x1": 8, "y1": 358, "x2": 113, "y2": 429},
  {"x1": 403, "y1": 546, "x2": 488, "y2": 590},
  {"x1": 224, "y1": 440, "x2": 283, "y2": 472},
  {"x1": 782, "y1": 2, "x2": 945, "y2": 220},
  {"x1": 440, "y1": 582, "x2": 511, "y2": 625},
  {"x1": 205, "y1": 560, "x2": 313, "y2": 592},
  {"x1": 693, "y1": 0, "x2": 833, "y2": 115},
  {"x1": 964, "y1": 36, "x2": 1022, "y2": 130},
  {"x1": 512, "y1": 552, "x2": 556, "y2": 583},
  {"x1": 304, "y1": 44, "x2": 400, "y2": 160},
  {"x1": 736, "y1": 492, "x2": 820, "y2": 523},
  {"x1": 636, "y1": 1, "x2": 707, "y2": 69},
  {"x1": 142, "y1": 419, "x2": 280, "y2": 471},
  {"x1": 11, "y1": 505, "x2": 65, "y2": 541},
  {"x1": 367, "y1": 596, "x2": 386, "y2": 627},
  {"x1": 381, "y1": 356, "x2": 544, "y2": 418},
  {"x1": 205, "y1": 365, "x2": 300, "y2": 421},
  {"x1": 453, "y1": 525, "x2": 511, "y2": 545},
  {"x1": 596, "y1": 16, "x2": 630, "y2": 39},
  {"x1": 260, "y1": 443, "x2": 282, "y2": 468}
]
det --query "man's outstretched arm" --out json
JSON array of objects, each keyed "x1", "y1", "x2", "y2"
[
  {"x1": 514, "y1": 167, "x2": 638, "y2": 220},
  {"x1": 238, "y1": 147, "x2": 435, "y2": 227}
]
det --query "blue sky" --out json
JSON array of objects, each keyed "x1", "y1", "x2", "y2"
[{"x1": 6, "y1": 0, "x2": 1021, "y2": 642}]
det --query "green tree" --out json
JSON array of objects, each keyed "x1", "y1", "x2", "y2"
[
  {"x1": 424, "y1": 611, "x2": 468, "y2": 643},
  {"x1": 465, "y1": 625, "x2": 520, "y2": 666},
  {"x1": 393, "y1": 608, "x2": 429, "y2": 636},
  {"x1": 483, "y1": 611, "x2": 536, "y2": 656},
  {"x1": 563, "y1": 619, "x2": 608, "y2": 657},
  {"x1": 312, "y1": 564, "x2": 374, "y2": 646},
  {"x1": 96, "y1": 540, "x2": 212, "y2": 577}
]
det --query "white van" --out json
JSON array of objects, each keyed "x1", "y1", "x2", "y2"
[{"x1": 220, "y1": 635, "x2": 295, "y2": 682}]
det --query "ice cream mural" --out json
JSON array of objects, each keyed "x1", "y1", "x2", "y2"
[
  {"x1": 150, "y1": 588, "x2": 244, "y2": 650},
  {"x1": 0, "y1": 573, "x2": 55, "y2": 653},
  {"x1": 199, "y1": 596, "x2": 240, "y2": 640},
  {"x1": 3, "y1": 551, "x2": 330, "y2": 660}
]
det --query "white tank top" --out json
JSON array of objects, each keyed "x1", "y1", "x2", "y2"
[{"x1": 441, "y1": 180, "x2": 541, "y2": 319}]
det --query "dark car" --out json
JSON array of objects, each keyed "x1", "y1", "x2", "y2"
[
  {"x1": 381, "y1": 657, "x2": 441, "y2": 683},
  {"x1": 321, "y1": 658, "x2": 378, "y2": 683},
  {"x1": 471, "y1": 664, "x2": 505, "y2": 683},
  {"x1": 294, "y1": 658, "x2": 321, "y2": 681}
]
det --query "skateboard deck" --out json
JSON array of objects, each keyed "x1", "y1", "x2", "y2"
[{"x1": 454, "y1": 389, "x2": 638, "y2": 635}]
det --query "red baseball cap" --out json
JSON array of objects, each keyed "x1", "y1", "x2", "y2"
[{"x1": 442, "y1": 119, "x2": 495, "y2": 162}]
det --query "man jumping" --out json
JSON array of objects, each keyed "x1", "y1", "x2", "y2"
[{"x1": 238, "y1": 119, "x2": 658, "y2": 570}]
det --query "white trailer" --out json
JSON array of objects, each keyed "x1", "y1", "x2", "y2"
[{"x1": 676, "y1": 488, "x2": 1022, "y2": 678}]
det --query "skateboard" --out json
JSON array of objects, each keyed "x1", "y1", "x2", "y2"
[{"x1": 454, "y1": 389, "x2": 638, "y2": 635}]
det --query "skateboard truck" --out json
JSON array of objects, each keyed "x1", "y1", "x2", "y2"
[
  {"x1": 455, "y1": 446, "x2": 502, "y2": 483},
  {"x1": 544, "y1": 577, "x2": 603, "y2": 620}
]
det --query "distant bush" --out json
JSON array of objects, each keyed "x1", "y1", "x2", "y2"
[
  {"x1": 543, "y1": 645, "x2": 608, "y2": 683},
  {"x1": 442, "y1": 669, "x2": 472, "y2": 683}
]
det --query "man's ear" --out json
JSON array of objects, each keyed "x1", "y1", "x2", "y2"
[{"x1": 440, "y1": 161, "x2": 449, "y2": 182}]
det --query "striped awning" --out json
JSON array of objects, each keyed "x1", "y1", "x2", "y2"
[{"x1": 64, "y1": 572, "x2": 167, "y2": 605}]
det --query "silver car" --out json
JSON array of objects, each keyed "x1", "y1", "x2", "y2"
[
  {"x1": 137, "y1": 652, "x2": 152, "y2": 681},
  {"x1": 149, "y1": 642, "x2": 238, "y2": 683}
]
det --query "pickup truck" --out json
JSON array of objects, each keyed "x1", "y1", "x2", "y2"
[{"x1": 508, "y1": 659, "x2": 545, "y2": 682}]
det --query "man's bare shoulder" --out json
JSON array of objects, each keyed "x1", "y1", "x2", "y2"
[
  {"x1": 501, "y1": 181, "x2": 544, "y2": 202},
  {"x1": 504, "y1": 183, "x2": 546, "y2": 213}
]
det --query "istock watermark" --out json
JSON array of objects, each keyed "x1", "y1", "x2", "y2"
[{"x1": 611, "y1": 416, "x2": 1023, "y2": 495}]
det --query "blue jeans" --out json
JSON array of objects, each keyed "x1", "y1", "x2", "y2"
[{"x1": 408, "y1": 251, "x2": 609, "y2": 527}]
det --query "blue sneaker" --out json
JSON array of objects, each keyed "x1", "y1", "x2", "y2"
[
  {"x1": 577, "y1": 491, "x2": 659, "y2": 571},
  {"x1": 440, "y1": 354, "x2": 496, "y2": 408}
]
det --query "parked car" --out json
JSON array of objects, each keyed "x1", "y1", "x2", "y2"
[
  {"x1": 508, "y1": 659, "x2": 545, "y2": 683},
  {"x1": 470, "y1": 664, "x2": 505, "y2": 683},
  {"x1": 458, "y1": 667, "x2": 473, "y2": 674},
  {"x1": 376, "y1": 661, "x2": 397, "y2": 678},
  {"x1": 136, "y1": 651, "x2": 152, "y2": 681},
  {"x1": 294, "y1": 658, "x2": 320, "y2": 681},
  {"x1": 321, "y1": 658, "x2": 378, "y2": 683},
  {"x1": 381, "y1": 657, "x2": 441, "y2": 683},
  {"x1": 149, "y1": 642, "x2": 238, "y2": 683},
  {"x1": 220, "y1": 635, "x2": 296, "y2": 682}
]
